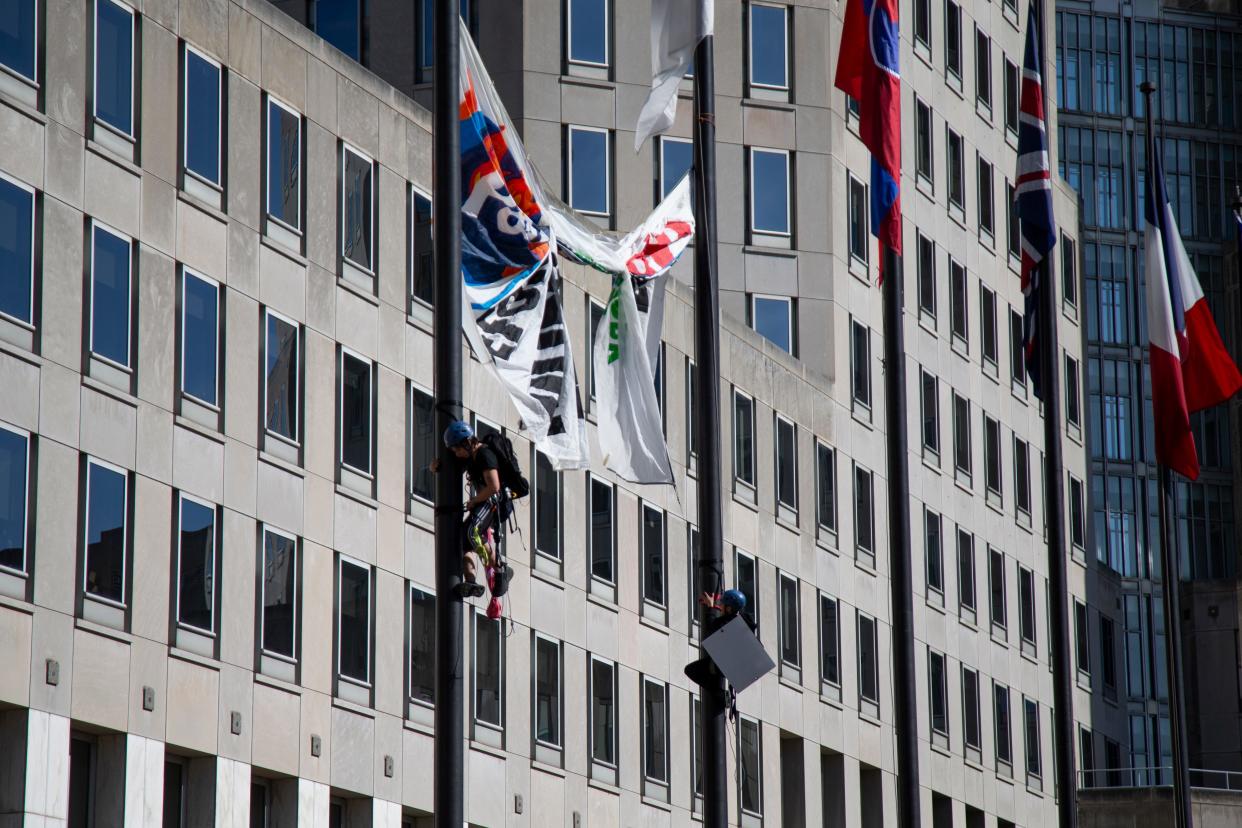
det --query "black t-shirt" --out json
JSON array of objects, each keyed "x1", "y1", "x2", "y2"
[{"x1": 466, "y1": 446, "x2": 500, "y2": 491}]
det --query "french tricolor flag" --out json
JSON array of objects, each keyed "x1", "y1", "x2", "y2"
[{"x1": 1145, "y1": 132, "x2": 1242, "y2": 481}]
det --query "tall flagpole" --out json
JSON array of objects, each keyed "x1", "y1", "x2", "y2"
[
  {"x1": 691, "y1": 32, "x2": 729, "y2": 828},
  {"x1": 1140, "y1": 79, "x2": 1195, "y2": 828},
  {"x1": 432, "y1": 1, "x2": 466, "y2": 826},
  {"x1": 1031, "y1": 2, "x2": 1078, "y2": 823}
]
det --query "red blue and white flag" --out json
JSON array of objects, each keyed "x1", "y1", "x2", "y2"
[
  {"x1": 1145, "y1": 131, "x2": 1242, "y2": 480},
  {"x1": 1013, "y1": 2, "x2": 1055, "y2": 400},
  {"x1": 834, "y1": 0, "x2": 901, "y2": 271}
]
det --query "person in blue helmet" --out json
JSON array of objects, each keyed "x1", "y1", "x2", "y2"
[
  {"x1": 684, "y1": 587, "x2": 757, "y2": 690},
  {"x1": 431, "y1": 420, "x2": 514, "y2": 600}
]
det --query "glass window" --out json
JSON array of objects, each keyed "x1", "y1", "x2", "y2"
[
  {"x1": 748, "y1": 3, "x2": 788, "y2": 90},
  {"x1": 952, "y1": 393, "x2": 971, "y2": 477},
  {"x1": 1009, "y1": 309, "x2": 1026, "y2": 386},
  {"x1": 534, "y1": 637, "x2": 561, "y2": 747},
  {"x1": 568, "y1": 127, "x2": 610, "y2": 216},
  {"x1": 733, "y1": 390, "x2": 755, "y2": 487},
  {"x1": 751, "y1": 294, "x2": 792, "y2": 353},
  {"x1": 981, "y1": 286, "x2": 997, "y2": 364},
  {"x1": 176, "y1": 496, "x2": 215, "y2": 633},
  {"x1": 0, "y1": 175, "x2": 35, "y2": 325},
  {"x1": 260, "y1": 528, "x2": 297, "y2": 661},
  {"x1": 688, "y1": 526, "x2": 701, "y2": 629},
  {"x1": 685, "y1": 359, "x2": 698, "y2": 459},
  {"x1": 1066, "y1": 355, "x2": 1081, "y2": 427},
  {"x1": 659, "y1": 137, "x2": 692, "y2": 199},
  {"x1": 183, "y1": 47, "x2": 222, "y2": 187},
  {"x1": 1075, "y1": 600, "x2": 1091, "y2": 677},
  {"x1": 1019, "y1": 566, "x2": 1037, "y2": 647},
  {"x1": 95, "y1": 0, "x2": 135, "y2": 136},
  {"x1": 949, "y1": 258, "x2": 967, "y2": 342},
  {"x1": 266, "y1": 98, "x2": 302, "y2": 231},
  {"x1": 994, "y1": 683, "x2": 1012, "y2": 766},
  {"x1": 978, "y1": 157, "x2": 994, "y2": 236},
  {"x1": 643, "y1": 679, "x2": 668, "y2": 783},
  {"x1": 265, "y1": 311, "x2": 299, "y2": 444},
  {"x1": 341, "y1": 145, "x2": 374, "y2": 271},
  {"x1": 590, "y1": 658, "x2": 616, "y2": 766},
  {"x1": 0, "y1": 426, "x2": 30, "y2": 574},
  {"x1": 984, "y1": 415, "x2": 1002, "y2": 496},
  {"x1": 1100, "y1": 615, "x2": 1117, "y2": 695},
  {"x1": 738, "y1": 716, "x2": 763, "y2": 815},
  {"x1": 854, "y1": 464, "x2": 874, "y2": 560},
  {"x1": 1015, "y1": 438, "x2": 1031, "y2": 516},
  {"x1": 409, "y1": 387, "x2": 434, "y2": 502},
  {"x1": 917, "y1": 233, "x2": 935, "y2": 316},
  {"x1": 84, "y1": 459, "x2": 127, "y2": 605},
  {"x1": 0, "y1": 0, "x2": 37, "y2": 82},
  {"x1": 779, "y1": 573, "x2": 800, "y2": 667},
  {"x1": 474, "y1": 612, "x2": 503, "y2": 727},
  {"x1": 851, "y1": 319, "x2": 871, "y2": 410},
  {"x1": 957, "y1": 529, "x2": 975, "y2": 616},
  {"x1": 642, "y1": 503, "x2": 665, "y2": 606},
  {"x1": 314, "y1": 0, "x2": 361, "y2": 60},
  {"x1": 915, "y1": 98, "x2": 933, "y2": 183},
  {"x1": 848, "y1": 175, "x2": 868, "y2": 262},
  {"x1": 921, "y1": 369, "x2": 939, "y2": 455},
  {"x1": 945, "y1": 0, "x2": 962, "y2": 77},
  {"x1": 1024, "y1": 698, "x2": 1042, "y2": 778},
  {"x1": 1007, "y1": 182, "x2": 1021, "y2": 259},
  {"x1": 735, "y1": 549, "x2": 758, "y2": 630},
  {"x1": 408, "y1": 586, "x2": 434, "y2": 705},
  {"x1": 1062, "y1": 235, "x2": 1078, "y2": 307},
  {"x1": 1070, "y1": 476, "x2": 1086, "y2": 549},
  {"x1": 963, "y1": 668, "x2": 981, "y2": 750},
  {"x1": 691, "y1": 696, "x2": 702, "y2": 798},
  {"x1": 337, "y1": 557, "x2": 370, "y2": 684},
  {"x1": 975, "y1": 28, "x2": 991, "y2": 109},
  {"x1": 181, "y1": 270, "x2": 219, "y2": 407},
  {"x1": 339, "y1": 351, "x2": 372, "y2": 475},
  {"x1": 590, "y1": 476, "x2": 614, "y2": 583},
  {"x1": 857, "y1": 612, "x2": 879, "y2": 704},
  {"x1": 925, "y1": 508, "x2": 943, "y2": 594},
  {"x1": 410, "y1": 189, "x2": 434, "y2": 306},
  {"x1": 947, "y1": 129, "x2": 964, "y2": 209},
  {"x1": 914, "y1": 0, "x2": 930, "y2": 48},
  {"x1": 1004, "y1": 59, "x2": 1019, "y2": 133},
  {"x1": 568, "y1": 0, "x2": 608, "y2": 65},
  {"x1": 775, "y1": 415, "x2": 797, "y2": 511},
  {"x1": 90, "y1": 223, "x2": 132, "y2": 368},
  {"x1": 989, "y1": 547, "x2": 1007, "y2": 630},
  {"x1": 534, "y1": 451, "x2": 560, "y2": 560},
  {"x1": 929, "y1": 650, "x2": 948, "y2": 737},
  {"x1": 589, "y1": 301, "x2": 606, "y2": 400},
  {"x1": 815, "y1": 441, "x2": 836, "y2": 533},
  {"x1": 820, "y1": 594, "x2": 840, "y2": 686},
  {"x1": 749, "y1": 148, "x2": 790, "y2": 235}
]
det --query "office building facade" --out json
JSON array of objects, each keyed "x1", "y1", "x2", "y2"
[{"x1": 0, "y1": 0, "x2": 1101, "y2": 825}]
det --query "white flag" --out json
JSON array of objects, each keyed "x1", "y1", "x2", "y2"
[
  {"x1": 588, "y1": 179, "x2": 694, "y2": 483},
  {"x1": 634, "y1": 0, "x2": 714, "y2": 151}
]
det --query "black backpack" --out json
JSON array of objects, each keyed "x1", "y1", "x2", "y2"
[{"x1": 482, "y1": 432, "x2": 530, "y2": 500}]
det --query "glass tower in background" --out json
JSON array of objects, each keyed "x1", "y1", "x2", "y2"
[{"x1": 1056, "y1": 0, "x2": 1242, "y2": 778}]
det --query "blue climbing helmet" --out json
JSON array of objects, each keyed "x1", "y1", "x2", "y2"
[
  {"x1": 721, "y1": 589, "x2": 747, "y2": 612},
  {"x1": 443, "y1": 420, "x2": 475, "y2": 448}
]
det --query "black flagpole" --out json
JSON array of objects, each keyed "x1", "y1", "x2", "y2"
[
  {"x1": 880, "y1": 247, "x2": 921, "y2": 828},
  {"x1": 692, "y1": 32, "x2": 728, "y2": 828},
  {"x1": 1140, "y1": 79, "x2": 1194, "y2": 828},
  {"x1": 432, "y1": 1, "x2": 465, "y2": 826}
]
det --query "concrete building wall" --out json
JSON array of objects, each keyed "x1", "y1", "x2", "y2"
[{"x1": 0, "y1": 0, "x2": 1096, "y2": 826}]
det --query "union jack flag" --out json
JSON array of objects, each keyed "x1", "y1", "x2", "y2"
[{"x1": 1013, "y1": 1, "x2": 1056, "y2": 401}]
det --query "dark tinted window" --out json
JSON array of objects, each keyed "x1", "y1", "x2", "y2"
[
  {"x1": 642, "y1": 504, "x2": 665, "y2": 605},
  {"x1": 779, "y1": 574, "x2": 799, "y2": 666},
  {"x1": 858, "y1": 613, "x2": 878, "y2": 703},
  {"x1": 590, "y1": 478, "x2": 614, "y2": 583},
  {"x1": 739, "y1": 717, "x2": 762, "y2": 813},
  {"x1": 0, "y1": 0, "x2": 37, "y2": 81},
  {"x1": 411, "y1": 191, "x2": 433, "y2": 305},
  {"x1": 409, "y1": 587, "x2": 434, "y2": 704},
  {"x1": 337, "y1": 559, "x2": 370, "y2": 682},
  {"x1": 816, "y1": 442, "x2": 835, "y2": 532},
  {"x1": 0, "y1": 177, "x2": 35, "y2": 323},
  {"x1": 91, "y1": 225, "x2": 132, "y2": 367},
  {"x1": 181, "y1": 272, "x2": 219, "y2": 406},
  {"x1": 535, "y1": 451, "x2": 560, "y2": 559},
  {"x1": 751, "y1": 149, "x2": 790, "y2": 234},
  {"x1": 820, "y1": 595, "x2": 839, "y2": 685},
  {"x1": 177, "y1": 497, "x2": 215, "y2": 632},
  {"x1": 775, "y1": 417, "x2": 796, "y2": 509},
  {"x1": 733, "y1": 392, "x2": 755, "y2": 485},
  {"x1": 95, "y1": 0, "x2": 135, "y2": 134},
  {"x1": 410, "y1": 388, "x2": 434, "y2": 501},
  {"x1": 748, "y1": 3, "x2": 788, "y2": 88},
  {"x1": 314, "y1": 0, "x2": 361, "y2": 60},
  {"x1": 569, "y1": 128, "x2": 610, "y2": 215},
  {"x1": 84, "y1": 460, "x2": 127, "y2": 604},
  {"x1": 342, "y1": 148, "x2": 373, "y2": 269},
  {"x1": 643, "y1": 679, "x2": 668, "y2": 782},
  {"x1": 261, "y1": 529, "x2": 297, "y2": 659},
  {"x1": 660, "y1": 138, "x2": 692, "y2": 198},
  {"x1": 340, "y1": 353, "x2": 372, "y2": 474},
  {"x1": 267, "y1": 100, "x2": 301, "y2": 230},
  {"x1": 474, "y1": 613, "x2": 503, "y2": 726},
  {"x1": 0, "y1": 427, "x2": 29, "y2": 573},
  {"x1": 534, "y1": 638, "x2": 561, "y2": 746},
  {"x1": 265, "y1": 313, "x2": 299, "y2": 442},
  {"x1": 183, "y1": 49, "x2": 222, "y2": 185},
  {"x1": 569, "y1": 0, "x2": 608, "y2": 65},
  {"x1": 591, "y1": 659, "x2": 615, "y2": 764}
]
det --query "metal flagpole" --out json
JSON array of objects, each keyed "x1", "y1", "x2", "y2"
[
  {"x1": 692, "y1": 33, "x2": 728, "y2": 828},
  {"x1": 1140, "y1": 79, "x2": 1194, "y2": 828},
  {"x1": 1037, "y1": 255, "x2": 1079, "y2": 828},
  {"x1": 880, "y1": 248, "x2": 921, "y2": 828},
  {"x1": 432, "y1": 1, "x2": 465, "y2": 826}
]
